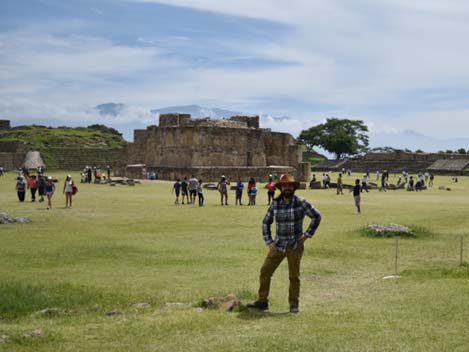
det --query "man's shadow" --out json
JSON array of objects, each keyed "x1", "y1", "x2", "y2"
[{"x1": 236, "y1": 306, "x2": 290, "y2": 320}]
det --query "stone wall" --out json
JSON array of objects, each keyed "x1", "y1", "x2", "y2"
[
  {"x1": 121, "y1": 114, "x2": 309, "y2": 181},
  {"x1": 0, "y1": 120, "x2": 11, "y2": 130},
  {"x1": 47, "y1": 147, "x2": 123, "y2": 170},
  {"x1": 124, "y1": 165, "x2": 297, "y2": 183},
  {"x1": 0, "y1": 141, "x2": 27, "y2": 170},
  {"x1": 317, "y1": 151, "x2": 469, "y2": 174}
]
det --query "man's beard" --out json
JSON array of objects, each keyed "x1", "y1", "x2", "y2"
[{"x1": 281, "y1": 189, "x2": 295, "y2": 198}]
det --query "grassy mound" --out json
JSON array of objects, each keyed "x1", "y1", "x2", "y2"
[{"x1": 0, "y1": 124, "x2": 127, "y2": 167}]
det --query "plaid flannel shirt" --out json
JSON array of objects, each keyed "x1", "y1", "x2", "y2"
[{"x1": 262, "y1": 195, "x2": 321, "y2": 252}]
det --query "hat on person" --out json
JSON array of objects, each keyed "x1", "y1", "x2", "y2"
[{"x1": 275, "y1": 174, "x2": 300, "y2": 190}]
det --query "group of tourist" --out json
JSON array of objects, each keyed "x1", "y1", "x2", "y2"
[
  {"x1": 81, "y1": 165, "x2": 112, "y2": 183},
  {"x1": 171, "y1": 175, "x2": 204, "y2": 206},
  {"x1": 171, "y1": 175, "x2": 279, "y2": 207},
  {"x1": 13, "y1": 167, "x2": 77, "y2": 209}
]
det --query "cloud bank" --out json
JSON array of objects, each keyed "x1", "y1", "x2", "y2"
[{"x1": 1, "y1": 0, "x2": 469, "y2": 146}]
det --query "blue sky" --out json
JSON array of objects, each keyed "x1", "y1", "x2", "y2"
[{"x1": 2, "y1": 0, "x2": 469, "y2": 145}]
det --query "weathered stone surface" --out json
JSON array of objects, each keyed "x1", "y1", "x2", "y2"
[
  {"x1": 0, "y1": 213, "x2": 14, "y2": 224},
  {"x1": 119, "y1": 114, "x2": 310, "y2": 182},
  {"x1": 36, "y1": 307, "x2": 59, "y2": 315},
  {"x1": 132, "y1": 302, "x2": 151, "y2": 309},
  {"x1": 368, "y1": 224, "x2": 414, "y2": 237},
  {"x1": 15, "y1": 216, "x2": 31, "y2": 224},
  {"x1": 202, "y1": 293, "x2": 241, "y2": 312},
  {"x1": 106, "y1": 310, "x2": 123, "y2": 316},
  {"x1": 315, "y1": 151, "x2": 469, "y2": 175},
  {"x1": 23, "y1": 329, "x2": 44, "y2": 338},
  {"x1": 309, "y1": 181, "x2": 322, "y2": 189}
]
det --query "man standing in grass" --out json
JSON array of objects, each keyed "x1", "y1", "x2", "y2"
[
  {"x1": 336, "y1": 173, "x2": 343, "y2": 195},
  {"x1": 352, "y1": 178, "x2": 361, "y2": 213},
  {"x1": 181, "y1": 177, "x2": 189, "y2": 204},
  {"x1": 247, "y1": 174, "x2": 321, "y2": 313},
  {"x1": 188, "y1": 175, "x2": 198, "y2": 204}
]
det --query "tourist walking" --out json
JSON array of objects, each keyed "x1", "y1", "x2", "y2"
[
  {"x1": 27, "y1": 174, "x2": 38, "y2": 201},
  {"x1": 197, "y1": 180, "x2": 204, "y2": 207},
  {"x1": 235, "y1": 177, "x2": 244, "y2": 205},
  {"x1": 0, "y1": 166, "x2": 4, "y2": 177},
  {"x1": 63, "y1": 175, "x2": 74, "y2": 208},
  {"x1": 218, "y1": 175, "x2": 229, "y2": 206},
  {"x1": 15, "y1": 175, "x2": 26, "y2": 202},
  {"x1": 379, "y1": 172, "x2": 387, "y2": 192},
  {"x1": 265, "y1": 177, "x2": 276, "y2": 205},
  {"x1": 45, "y1": 176, "x2": 55, "y2": 210},
  {"x1": 172, "y1": 179, "x2": 181, "y2": 205},
  {"x1": 352, "y1": 178, "x2": 361, "y2": 213},
  {"x1": 361, "y1": 174, "x2": 369, "y2": 192},
  {"x1": 37, "y1": 174, "x2": 46, "y2": 202},
  {"x1": 189, "y1": 175, "x2": 198, "y2": 204},
  {"x1": 247, "y1": 174, "x2": 322, "y2": 313},
  {"x1": 336, "y1": 173, "x2": 343, "y2": 195},
  {"x1": 181, "y1": 177, "x2": 189, "y2": 204}
]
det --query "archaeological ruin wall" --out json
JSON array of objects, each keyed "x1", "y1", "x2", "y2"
[
  {"x1": 312, "y1": 150, "x2": 469, "y2": 175},
  {"x1": 120, "y1": 114, "x2": 310, "y2": 182}
]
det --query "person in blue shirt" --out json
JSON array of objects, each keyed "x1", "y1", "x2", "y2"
[{"x1": 235, "y1": 177, "x2": 244, "y2": 205}]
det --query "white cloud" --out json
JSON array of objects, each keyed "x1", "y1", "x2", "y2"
[{"x1": 3, "y1": 1, "x2": 469, "y2": 142}]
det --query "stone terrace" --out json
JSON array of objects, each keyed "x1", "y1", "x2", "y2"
[{"x1": 313, "y1": 151, "x2": 469, "y2": 174}]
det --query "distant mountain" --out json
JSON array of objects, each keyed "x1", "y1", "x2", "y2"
[
  {"x1": 369, "y1": 130, "x2": 469, "y2": 153},
  {"x1": 150, "y1": 104, "x2": 241, "y2": 118},
  {"x1": 95, "y1": 103, "x2": 126, "y2": 116}
]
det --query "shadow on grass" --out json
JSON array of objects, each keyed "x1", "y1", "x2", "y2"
[{"x1": 236, "y1": 306, "x2": 290, "y2": 320}]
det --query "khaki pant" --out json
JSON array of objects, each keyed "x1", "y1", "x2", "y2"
[{"x1": 258, "y1": 243, "x2": 304, "y2": 306}]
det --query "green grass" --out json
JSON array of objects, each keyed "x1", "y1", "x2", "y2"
[{"x1": 1, "y1": 171, "x2": 468, "y2": 351}]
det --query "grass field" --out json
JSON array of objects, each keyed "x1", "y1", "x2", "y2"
[{"x1": 1, "y1": 171, "x2": 468, "y2": 351}]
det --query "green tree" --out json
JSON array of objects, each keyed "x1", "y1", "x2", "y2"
[
  {"x1": 298, "y1": 118, "x2": 369, "y2": 159},
  {"x1": 457, "y1": 148, "x2": 466, "y2": 154}
]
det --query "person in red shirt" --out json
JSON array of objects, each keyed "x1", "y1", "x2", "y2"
[
  {"x1": 27, "y1": 174, "x2": 38, "y2": 202},
  {"x1": 265, "y1": 176, "x2": 276, "y2": 205}
]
